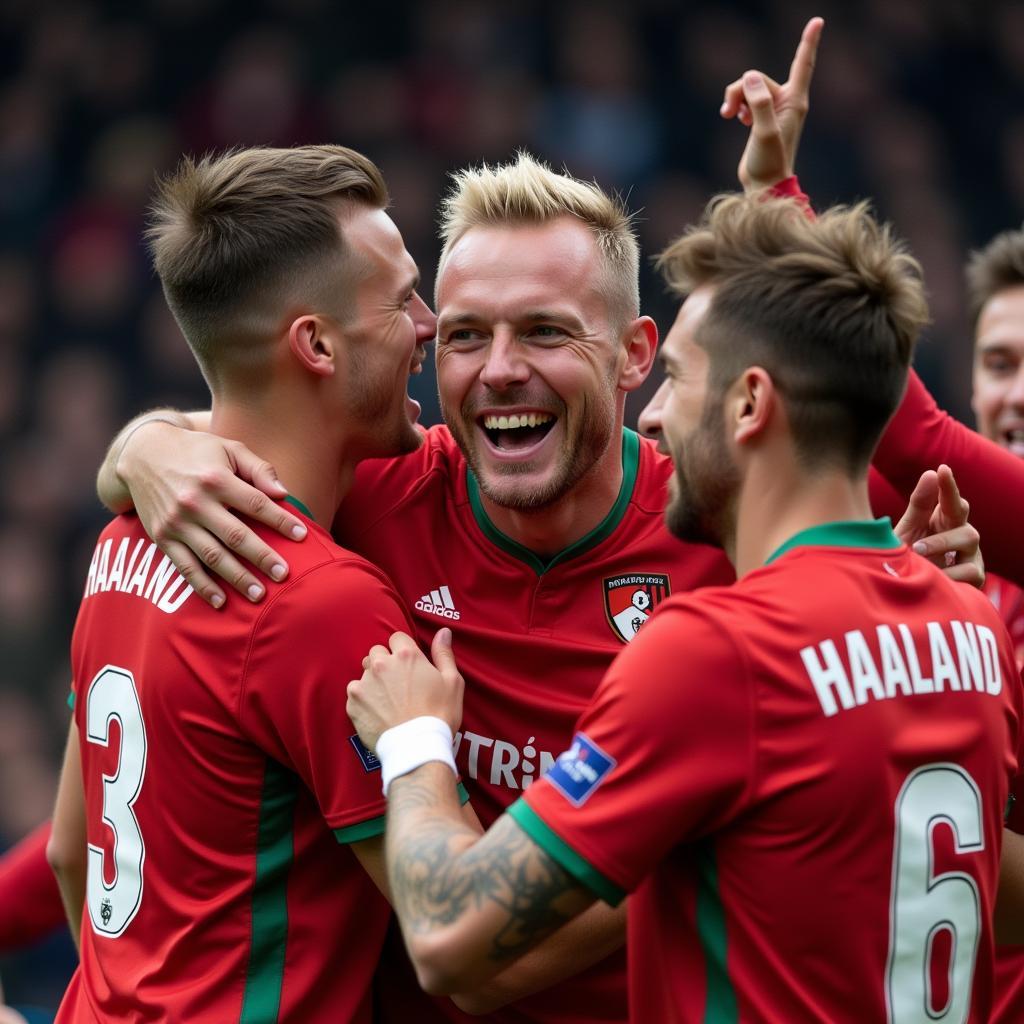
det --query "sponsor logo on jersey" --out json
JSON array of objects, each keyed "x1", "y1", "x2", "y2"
[
  {"x1": 546, "y1": 733, "x2": 616, "y2": 807},
  {"x1": 453, "y1": 730, "x2": 556, "y2": 791},
  {"x1": 349, "y1": 734, "x2": 381, "y2": 773},
  {"x1": 603, "y1": 572, "x2": 670, "y2": 643},
  {"x1": 415, "y1": 584, "x2": 461, "y2": 621}
]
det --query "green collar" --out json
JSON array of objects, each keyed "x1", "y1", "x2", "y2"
[
  {"x1": 283, "y1": 494, "x2": 314, "y2": 522},
  {"x1": 765, "y1": 517, "x2": 901, "y2": 565},
  {"x1": 466, "y1": 429, "x2": 640, "y2": 576}
]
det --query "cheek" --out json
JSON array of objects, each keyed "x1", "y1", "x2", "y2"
[{"x1": 971, "y1": 377, "x2": 1006, "y2": 423}]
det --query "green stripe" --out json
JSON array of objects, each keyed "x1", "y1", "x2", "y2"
[
  {"x1": 456, "y1": 781, "x2": 470, "y2": 805},
  {"x1": 466, "y1": 429, "x2": 640, "y2": 576},
  {"x1": 67, "y1": 689, "x2": 75, "y2": 711},
  {"x1": 507, "y1": 799, "x2": 625, "y2": 906},
  {"x1": 334, "y1": 814, "x2": 386, "y2": 844},
  {"x1": 695, "y1": 840, "x2": 737, "y2": 1023},
  {"x1": 240, "y1": 760, "x2": 297, "y2": 1024},
  {"x1": 765, "y1": 517, "x2": 900, "y2": 565},
  {"x1": 283, "y1": 494, "x2": 314, "y2": 521}
]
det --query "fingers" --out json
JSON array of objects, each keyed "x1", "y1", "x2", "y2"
[
  {"x1": 430, "y1": 627, "x2": 459, "y2": 678},
  {"x1": 893, "y1": 469, "x2": 938, "y2": 542},
  {"x1": 912, "y1": 523, "x2": 979, "y2": 562},
  {"x1": 229, "y1": 443, "x2": 289, "y2": 499},
  {"x1": 158, "y1": 539, "x2": 227, "y2": 609},
  {"x1": 743, "y1": 71, "x2": 781, "y2": 139},
  {"x1": 935, "y1": 464, "x2": 969, "y2": 528},
  {"x1": 787, "y1": 16, "x2": 825, "y2": 97},
  {"x1": 721, "y1": 73, "x2": 781, "y2": 122},
  {"x1": 942, "y1": 562, "x2": 986, "y2": 589},
  {"x1": 362, "y1": 644, "x2": 392, "y2": 672},
  {"x1": 216, "y1": 469, "x2": 307, "y2": 543}
]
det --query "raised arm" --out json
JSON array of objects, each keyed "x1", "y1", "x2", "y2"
[{"x1": 95, "y1": 409, "x2": 307, "y2": 606}]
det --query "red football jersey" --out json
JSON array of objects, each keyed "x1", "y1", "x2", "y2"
[
  {"x1": 57, "y1": 501, "x2": 410, "y2": 1024},
  {"x1": 515, "y1": 520, "x2": 1022, "y2": 1023},
  {"x1": 985, "y1": 573, "x2": 1024, "y2": 1024},
  {"x1": 338, "y1": 427, "x2": 734, "y2": 1024}
]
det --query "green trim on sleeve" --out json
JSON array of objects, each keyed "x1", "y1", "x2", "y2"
[
  {"x1": 333, "y1": 814, "x2": 386, "y2": 845},
  {"x1": 466, "y1": 429, "x2": 640, "y2": 576},
  {"x1": 282, "y1": 494, "x2": 314, "y2": 521},
  {"x1": 695, "y1": 839, "x2": 738, "y2": 1023},
  {"x1": 457, "y1": 781, "x2": 470, "y2": 805},
  {"x1": 240, "y1": 759, "x2": 297, "y2": 1024},
  {"x1": 507, "y1": 799, "x2": 625, "y2": 907},
  {"x1": 67, "y1": 690, "x2": 75, "y2": 711}
]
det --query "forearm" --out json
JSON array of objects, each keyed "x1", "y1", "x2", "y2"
[
  {"x1": 0, "y1": 822, "x2": 66, "y2": 951},
  {"x1": 387, "y1": 764, "x2": 593, "y2": 995},
  {"x1": 96, "y1": 408, "x2": 211, "y2": 512},
  {"x1": 48, "y1": 725, "x2": 87, "y2": 952},
  {"x1": 451, "y1": 900, "x2": 625, "y2": 1015}
]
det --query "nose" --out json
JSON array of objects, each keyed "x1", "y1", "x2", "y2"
[
  {"x1": 479, "y1": 331, "x2": 529, "y2": 390},
  {"x1": 638, "y1": 379, "x2": 669, "y2": 438},
  {"x1": 411, "y1": 292, "x2": 437, "y2": 342}
]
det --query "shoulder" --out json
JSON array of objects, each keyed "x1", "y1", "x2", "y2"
[{"x1": 629, "y1": 432, "x2": 672, "y2": 514}]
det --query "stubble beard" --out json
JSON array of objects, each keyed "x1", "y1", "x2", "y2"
[{"x1": 442, "y1": 384, "x2": 617, "y2": 512}]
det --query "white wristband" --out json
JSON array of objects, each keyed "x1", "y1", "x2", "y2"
[{"x1": 376, "y1": 716, "x2": 457, "y2": 796}]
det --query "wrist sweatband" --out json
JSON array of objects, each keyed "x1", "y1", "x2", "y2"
[
  {"x1": 376, "y1": 716, "x2": 457, "y2": 796},
  {"x1": 114, "y1": 415, "x2": 183, "y2": 477}
]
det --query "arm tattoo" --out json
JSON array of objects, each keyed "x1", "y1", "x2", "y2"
[{"x1": 387, "y1": 775, "x2": 582, "y2": 962}]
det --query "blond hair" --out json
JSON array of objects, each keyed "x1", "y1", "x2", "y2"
[
  {"x1": 148, "y1": 145, "x2": 388, "y2": 391},
  {"x1": 966, "y1": 227, "x2": 1024, "y2": 332},
  {"x1": 438, "y1": 152, "x2": 639, "y2": 328},
  {"x1": 659, "y1": 194, "x2": 929, "y2": 471}
]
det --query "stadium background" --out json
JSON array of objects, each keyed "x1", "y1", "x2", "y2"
[{"x1": 0, "y1": 0, "x2": 1021, "y2": 1012}]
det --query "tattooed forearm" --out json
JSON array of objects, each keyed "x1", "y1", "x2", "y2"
[{"x1": 386, "y1": 768, "x2": 590, "y2": 969}]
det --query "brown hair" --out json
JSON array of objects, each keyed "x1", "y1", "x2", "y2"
[
  {"x1": 438, "y1": 151, "x2": 639, "y2": 330},
  {"x1": 965, "y1": 227, "x2": 1024, "y2": 333},
  {"x1": 148, "y1": 145, "x2": 388, "y2": 389},
  {"x1": 658, "y1": 194, "x2": 929, "y2": 472}
]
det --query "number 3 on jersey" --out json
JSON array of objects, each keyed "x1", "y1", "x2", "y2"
[
  {"x1": 85, "y1": 665, "x2": 148, "y2": 937},
  {"x1": 887, "y1": 764, "x2": 984, "y2": 1024}
]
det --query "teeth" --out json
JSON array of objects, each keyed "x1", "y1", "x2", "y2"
[{"x1": 483, "y1": 413, "x2": 554, "y2": 430}]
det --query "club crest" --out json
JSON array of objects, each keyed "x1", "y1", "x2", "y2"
[{"x1": 603, "y1": 573, "x2": 671, "y2": 643}]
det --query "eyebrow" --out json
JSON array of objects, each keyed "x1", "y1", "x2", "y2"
[{"x1": 437, "y1": 309, "x2": 587, "y2": 332}]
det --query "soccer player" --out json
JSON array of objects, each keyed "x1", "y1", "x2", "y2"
[
  {"x1": 347, "y1": 194, "x2": 1023, "y2": 1023},
  {"x1": 963, "y1": 228, "x2": 1024, "y2": 1023},
  {"x1": 45, "y1": 145, "x2": 438, "y2": 1022}
]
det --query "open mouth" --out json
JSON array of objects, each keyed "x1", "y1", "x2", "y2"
[
  {"x1": 480, "y1": 412, "x2": 556, "y2": 451},
  {"x1": 1004, "y1": 427, "x2": 1024, "y2": 454}
]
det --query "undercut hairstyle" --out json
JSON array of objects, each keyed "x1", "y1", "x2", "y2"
[
  {"x1": 147, "y1": 145, "x2": 388, "y2": 391},
  {"x1": 658, "y1": 195, "x2": 929, "y2": 473},
  {"x1": 438, "y1": 151, "x2": 639, "y2": 330},
  {"x1": 966, "y1": 227, "x2": 1024, "y2": 333}
]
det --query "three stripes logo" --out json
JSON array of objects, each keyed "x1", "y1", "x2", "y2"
[{"x1": 415, "y1": 584, "x2": 461, "y2": 621}]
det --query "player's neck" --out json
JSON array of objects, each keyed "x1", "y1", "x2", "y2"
[
  {"x1": 732, "y1": 459, "x2": 874, "y2": 578},
  {"x1": 211, "y1": 403, "x2": 354, "y2": 529},
  {"x1": 478, "y1": 434, "x2": 625, "y2": 561}
]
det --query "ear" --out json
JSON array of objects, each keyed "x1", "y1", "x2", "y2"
[
  {"x1": 617, "y1": 316, "x2": 659, "y2": 392},
  {"x1": 287, "y1": 315, "x2": 336, "y2": 377},
  {"x1": 731, "y1": 366, "x2": 776, "y2": 446}
]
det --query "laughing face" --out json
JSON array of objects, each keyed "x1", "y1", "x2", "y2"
[
  {"x1": 973, "y1": 284, "x2": 1024, "y2": 459},
  {"x1": 435, "y1": 217, "x2": 627, "y2": 510}
]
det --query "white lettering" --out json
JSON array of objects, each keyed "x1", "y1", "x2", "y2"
[
  {"x1": 978, "y1": 626, "x2": 1001, "y2": 695},
  {"x1": 951, "y1": 621, "x2": 984, "y2": 693},
  {"x1": 84, "y1": 543, "x2": 100, "y2": 598},
  {"x1": 92, "y1": 539, "x2": 112, "y2": 596},
  {"x1": 462, "y1": 731, "x2": 493, "y2": 779},
  {"x1": 877, "y1": 624, "x2": 912, "y2": 698},
  {"x1": 801, "y1": 640, "x2": 854, "y2": 717},
  {"x1": 125, "y1": 544, "x2": 156, "y2": 597},
  {"x1": 898, "y1": 623, "x2": 934, "y2": 694},
  {"x1": 846, "y1": 629, "x2": 885, "y2": 706},
  {"x1": 927, "y1": 621, "x2": 960, "y2": 692},
  {"x1": 144, "y1": 556, "x2": 177, "y2": 604},
  {"x1": 106, "y1": 538, "x2": 129, "y2": 593},
  {"x1": 491, "y1": 740, "x2": 519, "y2": 789}
]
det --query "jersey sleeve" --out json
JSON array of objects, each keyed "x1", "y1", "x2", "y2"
[
  {"x1": 0, "y1": 821, "x2": 66, "y2": 950},
  {"x1": 238, "y1": 560, "x2": 414, "y2": 842},
  {"x1": 509, "y1": 599, "x2": 756, "y2": 903},
  {"x1": 873, "y1": 369, "x2": 1024, "y2": 585}
]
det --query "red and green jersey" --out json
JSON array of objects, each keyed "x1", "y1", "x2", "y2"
[
  {"x1": 985, "y1": 573, "x2": 1024, "y2": 1024},
  {"x1": 514, "y1": 520, "x2": 1022, "y2": 1024},
  {"x1": 339, "y1": 426, "x2": 734, "y2": 1024},
  {"x1": 57, "y1": 500, "x2": 411, "y2": 1024}
]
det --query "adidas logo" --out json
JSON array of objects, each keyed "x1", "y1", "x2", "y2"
[{"x1": 415, "y1": 584, "x2": 461, "y2": 621}]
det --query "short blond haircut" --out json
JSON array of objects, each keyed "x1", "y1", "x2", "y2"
[
  {"x1": 966, "y1": 227, "x2": 1024, "y2": 332},
  {"x1": 438, "y1": 152, "x2": 639, "y2": 329},
  {"x1": 659, "y1": 194, "x2": 929, "y2": 471}
]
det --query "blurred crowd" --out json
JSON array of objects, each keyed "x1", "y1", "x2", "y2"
[{"x1": 0, "y1": 0, "x2": 1022, "y2": 1008}]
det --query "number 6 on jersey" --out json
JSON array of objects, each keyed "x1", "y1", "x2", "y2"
[
  {"x1": 85, "y1": 665, "x2": 148, "y2": 938},
  {"x1": 887, "y1": 764, "x2": 984, "y2": 1024}
]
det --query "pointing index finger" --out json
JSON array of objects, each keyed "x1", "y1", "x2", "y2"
[{"x1": 787, "y1": 16, "x2": 825, "y2": 96}]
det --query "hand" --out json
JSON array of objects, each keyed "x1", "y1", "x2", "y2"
[
  {"x1": 895, "y1": 465, "x2": 984, "y2": 588},
  {"x1": 347, "y1": 629, "x2": 465, "y2": 751},
  {"x1": 118, "y1": 422, "x2": 308, "y2": 607},
  {"x1": 721, "y1": 16, "x2": 824, "y2": 191}
]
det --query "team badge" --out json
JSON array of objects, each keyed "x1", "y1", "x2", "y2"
[
  {"x1": 603, "y1": 573, "x2": 671, "y2": 643},
  {"x1": 349, "y1": 734, "x2": 381, "y2": 773}
]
